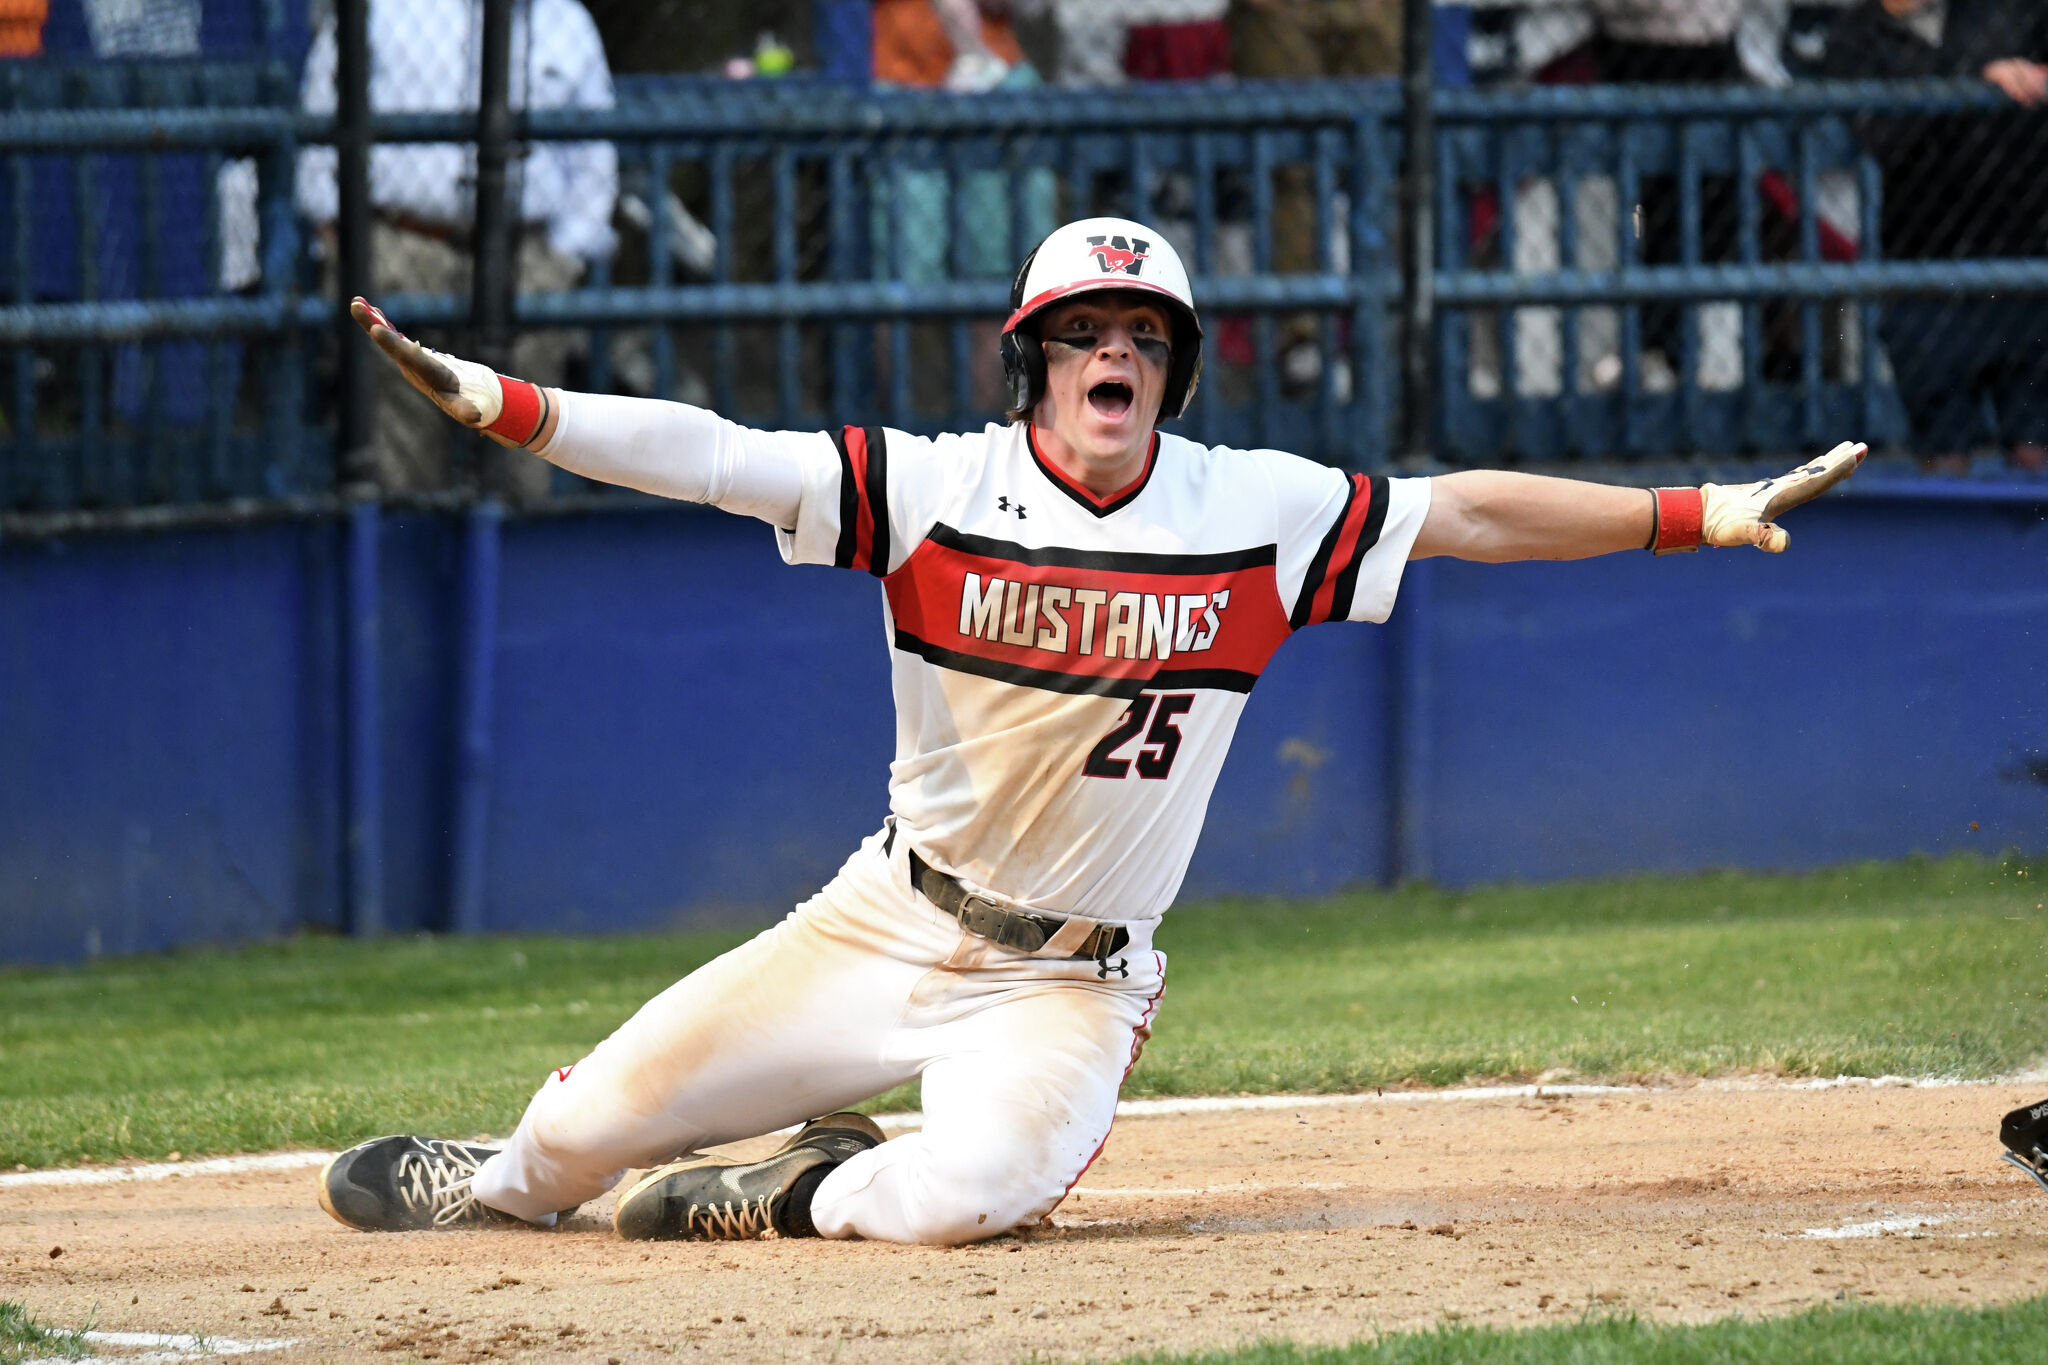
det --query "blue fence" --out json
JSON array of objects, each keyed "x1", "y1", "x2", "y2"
[
  {"x1": 3, "y1": 74, "x2": 2047, "y2": 524},
  {"x1": 4, "y1": 486, "x2": 2045, "y2": 967}
]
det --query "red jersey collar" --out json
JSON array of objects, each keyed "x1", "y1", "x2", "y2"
[{"x1": 1026, "y1": 426, "x2": 1159, "y2": 518}]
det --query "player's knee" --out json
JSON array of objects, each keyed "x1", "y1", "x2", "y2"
[
  {"x1": 899, "y1": 1128, "x2": 1083, "y2": 1246},
  {"x1": 522, "y1": 1066, "x2": 636, "y2": 1168}
]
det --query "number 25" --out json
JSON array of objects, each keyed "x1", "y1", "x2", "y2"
[{"x1": 1083, "y1": 693, "x2": 1194, "y2": 780}]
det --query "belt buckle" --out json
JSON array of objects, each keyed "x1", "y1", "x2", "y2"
[{"x1": 959, "y1": 894, "x2": 1048, "y2": 953}]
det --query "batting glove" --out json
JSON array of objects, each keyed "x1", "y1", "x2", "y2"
[
  {"x1": 350, "y1": 297, "x2": 551, "y2": 449},
  {"x1": 1647, "y1": 441, "x2": 1867, "y2": 554}
]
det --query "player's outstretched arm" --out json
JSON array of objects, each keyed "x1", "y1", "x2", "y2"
[
  {"x1": 349, "y1": 298, "x2": 808, "y2": 525},
  {"x1": 1407, "y1": 443, "x2": 1866, "y2": 563}
]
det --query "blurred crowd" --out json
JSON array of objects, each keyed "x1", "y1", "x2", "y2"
[{"x1": 2, "y1": 0, "x2": 2044, "y2": 478}]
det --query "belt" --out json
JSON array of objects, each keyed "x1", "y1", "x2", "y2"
[{"x1": 906, "y1": 846, "x2": 1131, "y2": 965}]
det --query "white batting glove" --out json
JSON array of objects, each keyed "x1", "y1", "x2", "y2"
[
  {"x1": 1648, "y1": 441, "x2": 1867, "y2": 554},
  {"x1": 350, "y1": 297, "x2": 551, "y2": 449}
]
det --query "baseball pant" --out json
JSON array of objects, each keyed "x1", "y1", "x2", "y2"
[{"x1": 468, "y1": 826, "x2": 1165, "y2": 1245}]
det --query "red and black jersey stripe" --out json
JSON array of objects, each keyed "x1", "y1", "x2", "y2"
[
  {"x1": 831, "y1": 425, "x2": 891, "y2": 576},
  {"x1": 927, "y1": 523, "x2": 1275, "y2": 577},
  {"x1": 889, "y1": 631, "x2": 1266, "y2": 699},
  {"x1": 1289, "y1": 473, "x2": 1389, "y2": 630},
  {"x1": 884, "y1": 524, "x2": 1293, "y2": 697}
]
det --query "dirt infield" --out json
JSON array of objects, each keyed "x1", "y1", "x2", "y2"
[{"x1": 5, "y1": 1081, "x2": 2045, "y2": 1363}]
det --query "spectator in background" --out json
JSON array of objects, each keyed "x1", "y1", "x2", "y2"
[
  {"x1": 68, "y1": 0, "x2": 243, "y2": 435},
  {"x1": 872, "y1": 0, "x2": 1057, "y2": 415},
  {"x1": 1584, "y1": 0, "x2": 1742, "y2": 81},
  {"x1": 1824, "y1": 0, "x2": 2048, "y2": 467},
  {"x1": 1232, "y1": 0, "x2": 1397, "y2": 82},
  {"x1": 1034, "y1": 0, "x2": 1227, "y2": 87},
  {"x1": 297, "y1": 0, "x2": 618, "y2": 500},
  {"x1": 874, "y1": 0, "x2": 1025, "y2": 89},
  {"x1": 80, "y1": 0, "x2": 190, "y2": 52},
  {"x1": 1523, "y1": 1, "x2": 1747, "y2": 393},
  {"x1": 1122, "y1": 4, "x2": 1231, "y2": 83},
  {"x1": 1232, "y1": 0, "x2": 1400, "y2": 393},
  {"x1": 0, "y1": 0, "x2": 44, "y2": 55}
]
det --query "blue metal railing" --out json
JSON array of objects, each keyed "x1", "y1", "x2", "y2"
[
  {"x1": 1430, "y1": 79, "x2": 2048, "y2": 464},
  {"x1": 3, "y1": 73, "x2": 2045, "y2": 523},
  {"x1": 0, "y1": 61, "x2": 324, "y2": 513}
]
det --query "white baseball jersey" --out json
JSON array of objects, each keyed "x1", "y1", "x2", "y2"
[{"x1": 776, "y1": 421, "x2": 1430, "y2": 924}]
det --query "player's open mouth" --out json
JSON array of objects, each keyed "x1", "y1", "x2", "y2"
[{"x1": 1088, "y1": 380, "x2": 1134, "y2": 420}]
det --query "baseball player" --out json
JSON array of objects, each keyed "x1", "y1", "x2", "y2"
[{"x1": 318, "y1": 217, "x2": 1865, "y2": 1245}]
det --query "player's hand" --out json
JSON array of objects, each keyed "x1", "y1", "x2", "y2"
[
  {"x1": 1984, "y1": 58, "x2": 2048, "y2": 107},
  {"x1": 1699, "y1": 441, "x2": 1866, "y2": 553},
  {"x1": 350, "y1": 297, "x2": 529, "y2": 447}
]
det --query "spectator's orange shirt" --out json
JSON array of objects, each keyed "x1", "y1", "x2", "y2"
[
  {"x1": 0, "y1": 0, "x2": 46, "y2": 57},
  {"x1": 873, "y1": 0, "x2": 1022, "y2": 87}
]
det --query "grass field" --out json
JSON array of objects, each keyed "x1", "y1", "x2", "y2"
[
  {"x1": 1128, "y1": 1298, "x2": 2048, "y2": 1364},
  {"x1": 0, "y1": 854, "x2": 2042, "y2": 1169},
  {"x1": 7, "y1": 1298, "x2": 2048, "y2": 1365},
  {"x1": 0, "y1": 1300, "x2": 89, "y2": 1364}
]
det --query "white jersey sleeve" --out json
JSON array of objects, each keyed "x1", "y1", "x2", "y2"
[
  {"x1": 535, "y1": 391, "x2": 826, "y2": 526},
  {"x1": 776, "y1": 425, "x2": 971, "y2": 576},
  {"x1": 1265, "y1": 454, "x2": 1432, "y2": 627}
]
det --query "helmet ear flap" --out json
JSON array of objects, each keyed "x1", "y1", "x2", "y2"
[
  {"x1": 1157, "y1": 302, "x2": 1203, "y2": 420},
  {"x1": 1162, "y1": 345, "x2": 1202, "y2": 421},
  {"x1": 1000, "y1": 327, "x2": 1046, "y2": 421},
  {"x1": 1000, "y1": 242, "x2": 1045, "y2": 422}
]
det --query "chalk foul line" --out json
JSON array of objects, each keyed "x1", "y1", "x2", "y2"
[
  {"x1": 4, "y1": 1070, "x2": 2041, "y2": 1192},
  {"x1": 24, "y1": 1331, "x2": 296, "y2": 1364}
]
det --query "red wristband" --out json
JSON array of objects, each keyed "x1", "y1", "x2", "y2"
[
  {"x1": 486, "y1": 375, "x2": 547, "y2": 446},
  {"x1": 1650, "y1": 486, "x2": 1704, "y2": 555}
]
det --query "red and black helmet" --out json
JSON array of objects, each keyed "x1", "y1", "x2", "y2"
[{"x1": 999, "y1": 217, "x2": 1203, "y2": 421}]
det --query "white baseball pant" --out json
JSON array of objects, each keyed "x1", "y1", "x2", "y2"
[{"x1": 468, "y1": 826, "x2": 1165, "y2": 1245}]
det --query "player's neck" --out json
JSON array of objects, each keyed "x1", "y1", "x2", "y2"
[{"x1": 1029, "y1": 423, "x2": 1154, "y2": 500}]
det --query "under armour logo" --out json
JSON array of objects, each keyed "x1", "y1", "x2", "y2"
[
  {"x1": 1096, "y1": 956, "x2": 1129, "y2": 980},
  {"x1": 997, "y1": 496, "x2": 1026, "y2": 520}
]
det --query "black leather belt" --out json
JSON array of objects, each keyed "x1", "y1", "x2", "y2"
[{"x1": 907, "y1": 847, "x2": 1131, "y2": 964}]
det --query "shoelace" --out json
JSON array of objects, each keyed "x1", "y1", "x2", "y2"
[
  {"x1": 687, "y1": 1196, "x2": 774, "y2": 1239},
  {"x1": 395, "y1": 1143, "x2": 488, "y2": 1228}
]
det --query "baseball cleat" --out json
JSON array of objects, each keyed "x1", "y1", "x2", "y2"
[
  {"x1": 319, "y1": 1135, "x2": 511, "y2": 1231},
  {"x1": 2001, "y1": 1097, "x2": 2048, "y2": 1194},
  {"x1": 613, "y1": 1112, "x2": 885, "y2": 1241}
]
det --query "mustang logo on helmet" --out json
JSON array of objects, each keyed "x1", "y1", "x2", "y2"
[{"x1": 1086, "y1": 235, "x2": 1149, "y2": 276}]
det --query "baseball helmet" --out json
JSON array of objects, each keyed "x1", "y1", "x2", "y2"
[{"x1": 1000, "y1": 217, "x2": 1203, "y2": 422}]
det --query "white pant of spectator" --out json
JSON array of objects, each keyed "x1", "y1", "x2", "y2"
[{"x1": 469, "y1": 826, "x2": 1165, "y2": 1245}]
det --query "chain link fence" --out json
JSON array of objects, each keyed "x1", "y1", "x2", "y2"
[
  {"x1": 1, "y1": 0, "x2": 2045, "y2": 528},
  {"x1": 1449, "y1": 0, "x2": 2048, "y2": 470}
]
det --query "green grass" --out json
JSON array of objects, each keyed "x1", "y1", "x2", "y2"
[
  {"x1": 1119, "y1": 1298, "x2": 2048, "y2": 1364},
  {"x1": 1135, "y1": 854, "x2": 2048, "y2": 1095},
  {"x1": 0, "y1": 1301, "x2": 91, "y2": 1365},
  {"x1": 0, "y1": 854, "x2": 2042, "y2": 1169}
]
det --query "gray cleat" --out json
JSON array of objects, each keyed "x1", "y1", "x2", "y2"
[
  {"x1": 319, "y1": 1135, "x2": 512, "y2": 1231},
  {"x1": 613, "y1": 1112, "x2": 885, "y2": 1240}
]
